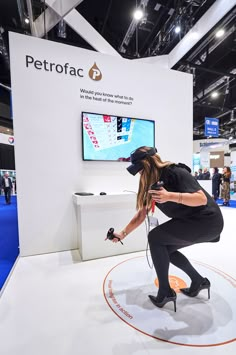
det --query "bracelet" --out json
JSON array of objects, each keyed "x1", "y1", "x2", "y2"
[{"x1": 122, "y1": 230, "x2": 127, "y2": 237}]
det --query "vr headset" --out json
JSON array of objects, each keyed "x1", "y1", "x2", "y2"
[{"x1": 127, "y1": 147, "x2": 157, "y2": 176}]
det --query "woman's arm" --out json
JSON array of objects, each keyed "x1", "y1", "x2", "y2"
[
  {"x1": 149, "y1": 188, "x2": 207, "y2": 207},
  {"x1": 111, "y1": 206, "x2": 147, "y2": 243}
]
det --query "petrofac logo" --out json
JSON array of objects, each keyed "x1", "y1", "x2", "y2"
[
  {"x1": 89, "y1": 62, "x2": 102, "y2": 81},
  {"x1": 25, "y1": 55, "x2": 103, "y2": 81}
]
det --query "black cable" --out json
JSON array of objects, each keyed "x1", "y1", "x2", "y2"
[{"x1": 145, "y1": 212, "x2": 153, "y2": 269}]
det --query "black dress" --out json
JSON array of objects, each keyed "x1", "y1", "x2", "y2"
[
  {"x1": 147, "y1": 164, "x2": 224, "y2": 300},
  {"x1": 149, "y1": 164, "x2": 224, "y2": 248}
]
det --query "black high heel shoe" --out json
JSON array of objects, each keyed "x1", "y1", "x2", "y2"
[
  {"x1": 148, "y1": 289, "x2": 177, "y2": 312},
  {"x1": 180, "y1": 278, "x2": 211, "y2": 299}
]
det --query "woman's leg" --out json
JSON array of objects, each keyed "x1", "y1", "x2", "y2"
[
  {"x1": 168, "y1": 248, "x2": 204, "y2": 289},
  {"x1": 148, "y1": 240, "x2": 172, "y2": 301},
  {"x1": 148, "y1": 222, "x2": 195, "y2": 301},
  {"x1": 148, "y1": 217, "x2": 220, "y2": 299}
]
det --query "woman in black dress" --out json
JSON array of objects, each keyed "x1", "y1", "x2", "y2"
[{"x1": 109, "y1": 146, "x2": 224, "y2": 311}]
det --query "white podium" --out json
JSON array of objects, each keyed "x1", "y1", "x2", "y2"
[{"x1": 73, "y1": 193, "x2": 147, "y2": 261}]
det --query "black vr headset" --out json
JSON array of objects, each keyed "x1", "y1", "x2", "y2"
[{"x1": 127, "y1": 147, "x2": 157, "y2": 176}]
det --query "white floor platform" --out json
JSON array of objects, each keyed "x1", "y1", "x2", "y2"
[{"x1": 0, "y1": 207, "x2": 235, "y2": 355}]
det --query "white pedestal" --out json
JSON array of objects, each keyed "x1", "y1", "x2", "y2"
[{"x1": 73, "y1": 193, "x2": 147, "y2": 261}]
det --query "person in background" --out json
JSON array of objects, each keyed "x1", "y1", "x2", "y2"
[
  {"x1": 202, "y1": 167, "x2": 211, "y2": 180},
  {"x1": 107, "y1": 146, "x2": 224, "y2": 311},
  {"x1": 1, "y1": 172, "x2": 13, "y2": 204},
  {"x1": 194, "y1": 171, "x2": 198, "y2": 179},
  {"x1": 220, "y1": 166, "x2": 231, "y2": 206},
  {"x1": 212, "y1": 167, "x2": 221, "y2": 201},
  {"x1": 197, "y1": 168, "x2": 203, "y2": 180}
]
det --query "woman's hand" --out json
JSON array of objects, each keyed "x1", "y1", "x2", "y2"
[
  {"x1": 148, "y1": 187, "x2": 170, "y2": 204},
  {"x1": 105, "y1": 231, "x2": 124, "y2": 243}
]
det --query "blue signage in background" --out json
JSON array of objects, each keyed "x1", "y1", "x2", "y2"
[{"x1": 205, "y1": 117, "x2": 219, "y2": 137}]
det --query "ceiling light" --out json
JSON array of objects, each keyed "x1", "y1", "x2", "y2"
[
  {"x1": 175, "y1": 26, "x2": 181, "y2": 34},
  {"x1": 211, "y1": 91, "x2": 219, "y2": 98},
  {"x1": 215, "y1": 29, "x2": 225, "y2": 38},
  {"x1": 25, "y1": 18, "x2": 30, "y2": 24},
  {"x1": 133, "y1": 9, "x2": 144, "y2": 21}
]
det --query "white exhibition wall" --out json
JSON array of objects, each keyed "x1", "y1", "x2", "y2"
[{"x1": 9, "y1": 32, "x2": 193, "y2": 256}]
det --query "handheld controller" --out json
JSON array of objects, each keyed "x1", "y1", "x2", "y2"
[
  {"x1": 150, "y1": 181, "x2": 164, "y2": 190},
  {"x1": 106, "y1": 228, "x2": 124, "y2": 245}
]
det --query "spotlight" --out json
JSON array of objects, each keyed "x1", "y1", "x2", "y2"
[
  {"x1": 211, "y1": 91, "x2": 219, "y2": 98},
  {"x1": 25, "y1": 18, "x2": 29, "y2": 24},
  {"x1": 175, "y1": 26, "x2": 181, "y2": 34},
  {"x1": 216, "y1": 29, "x2": 225, "y2": 38},
  {"x1": 133, "y1": 9, "x2": 144, "y2": 21}
]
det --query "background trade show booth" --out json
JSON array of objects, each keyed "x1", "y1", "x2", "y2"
[{"x1": 193, "y1": 138, "x2": 236, "y2": 200}]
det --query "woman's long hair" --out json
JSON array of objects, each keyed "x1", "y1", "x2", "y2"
[
  {"x1": 224, "y1": 166, "x2": 231, "y2": 178},
  {"x1": 136, "y1": 147, "x2": 172, "y2": 210}
]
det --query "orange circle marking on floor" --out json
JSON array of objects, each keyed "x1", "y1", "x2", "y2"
[{"x1": 154, "y1": 275, "x2": 187, "y2": 292}]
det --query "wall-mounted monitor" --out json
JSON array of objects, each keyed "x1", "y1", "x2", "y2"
[{"x1": 82, "y1": 112, "x2": 155, "y2": 161}]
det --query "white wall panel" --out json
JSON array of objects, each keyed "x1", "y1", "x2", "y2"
[{"x1": 9, "y1": 32, "x2": 193, "y2": 256}]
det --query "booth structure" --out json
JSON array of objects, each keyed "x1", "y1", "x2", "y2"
[
  {"x1": 73, "y1": 193, "x2": 147, "y2": 260},
  {"x1": 9, "y1": 32, "x2": 193, "y2": 258}
]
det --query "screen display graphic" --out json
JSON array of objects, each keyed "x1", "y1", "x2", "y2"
[{"x1": 82, "y1": 112, "x2": 155, "y2": 161}]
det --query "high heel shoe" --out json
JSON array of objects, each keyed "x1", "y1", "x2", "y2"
[
  {"x1": 180, "y1": 278, "x2": 211, "y2": 299},
  {"x1": 148, "y1": 289, "x2": 177, "y2": 312}
]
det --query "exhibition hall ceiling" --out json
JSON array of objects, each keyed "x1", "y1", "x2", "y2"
[{"x1": 0, "y1": 0, "x2": 236, "y2": 140}]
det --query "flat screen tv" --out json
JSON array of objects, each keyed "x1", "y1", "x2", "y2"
[{"x1": 82, "y1": 112, "x2": 155, "y2": 161}]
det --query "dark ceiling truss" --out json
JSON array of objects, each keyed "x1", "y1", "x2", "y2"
[
  {"x1": 145, "y1": 0, "x2": 210, "y2": 57},
  {"x1": 175, "y1": 6, "x2": 236, "y2": 140},
  {"x1": 177, "y1": 8, "x2": 236, "y2": 70},
  {"x1": 0, "y1": 27, "x2": 9, "y2": 70},
  {"x1": 118, "y1": 0, "x2": 214, "y2": 58},
  {"x1": 138, "y1": 0, "x2": 174, "y2": 56}
]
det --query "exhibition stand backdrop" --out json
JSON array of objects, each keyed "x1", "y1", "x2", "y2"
[{"x1": 9, "y1": 32, "x2": 193, "y2": 257}]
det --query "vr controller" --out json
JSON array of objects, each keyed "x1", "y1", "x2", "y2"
[
  {"x1": 150, "y1": 181, "x2": 164, "y2": 190},
  {"x1": 106, "y1": 228, "x2": 124, "y2": 245}
]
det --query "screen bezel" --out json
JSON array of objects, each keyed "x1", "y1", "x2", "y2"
[{"x1": 81, "y1": 111, "x2": 155, "y2": 162}]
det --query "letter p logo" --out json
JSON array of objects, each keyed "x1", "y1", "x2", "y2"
[
  {"x1": 89, "y1": 62, "x2": 102, "y2": 81},
  {"x1": 92, "y1": 69, "x2": 100, "y2": 80}
]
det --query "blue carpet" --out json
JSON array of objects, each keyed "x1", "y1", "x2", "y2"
[
  {"x1": 0, "y1": 195, "x2": 19, "y2": 289},
  {"x1": 217, "y1": 198, "x2": 236, "y2": 208}
]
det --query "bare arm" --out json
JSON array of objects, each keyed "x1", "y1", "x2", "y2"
[
  {"x1": 149, "y1": 188, "x2": 207, "y2": 207},
  {"x1": 111, "y1": 206, "x2": 147, "y2": 243},
  {"x1": 120, "y1": 206, "x2": 147, "y2": 235}
]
